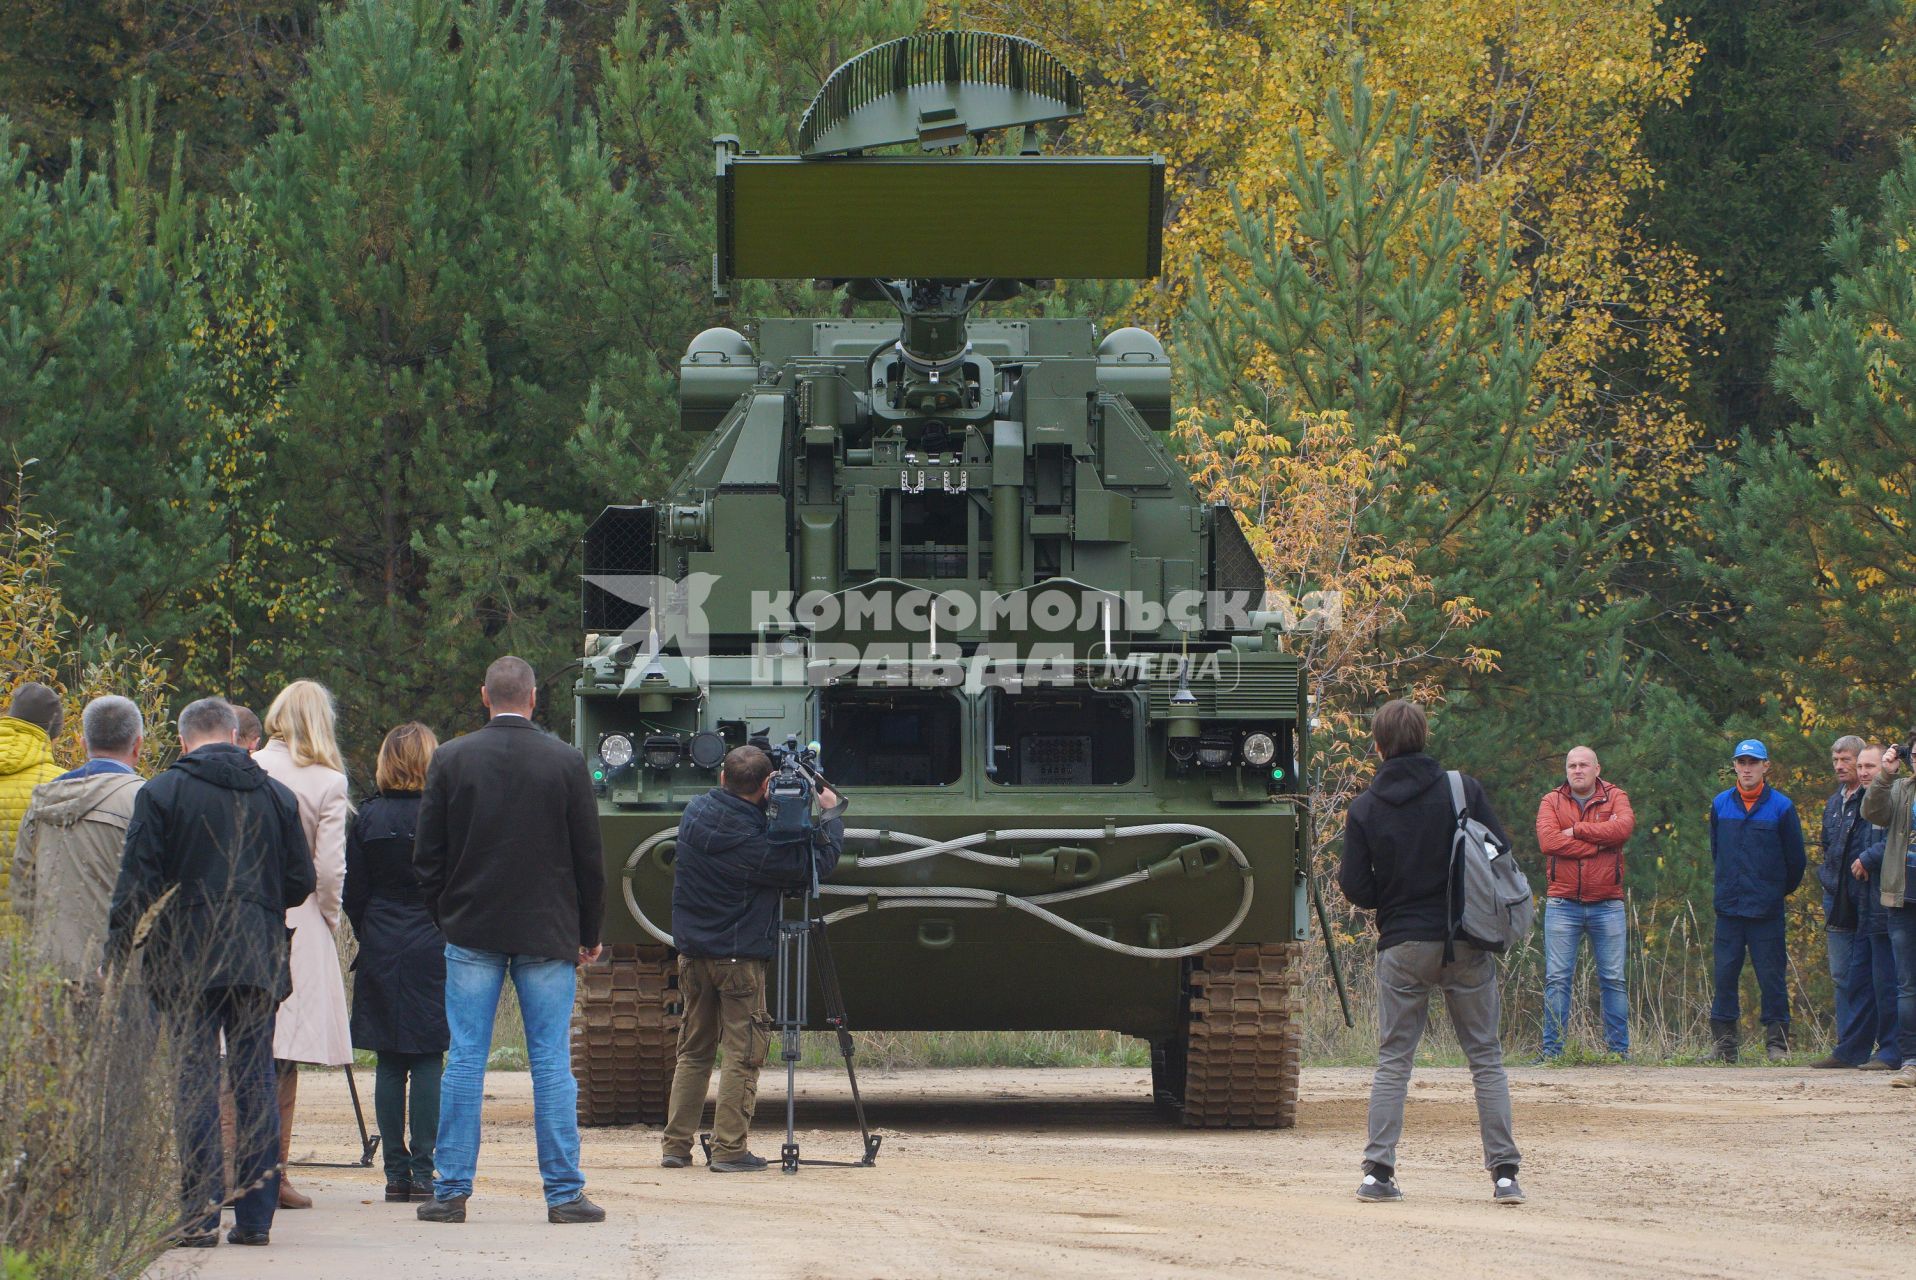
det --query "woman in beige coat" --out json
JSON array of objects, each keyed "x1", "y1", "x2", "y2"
[{"x1": 255, "y1": 680, "x2": 353, "y2": 1210}]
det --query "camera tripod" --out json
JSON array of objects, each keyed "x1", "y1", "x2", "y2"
[{"x1": 772, "y1": 884, "x2": 881, "y2": 1174}]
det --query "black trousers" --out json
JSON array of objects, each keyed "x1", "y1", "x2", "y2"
[{"x1": 168, "y1": 986, "x2": 280, "y2": 1235}]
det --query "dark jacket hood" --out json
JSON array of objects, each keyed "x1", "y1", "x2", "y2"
[
  {"x1": 1368, "y1": 753, "x2": 1446, "y2": 807},
  {"x1": 171, "y1": 742, "x2": 270, "y2": 792}
]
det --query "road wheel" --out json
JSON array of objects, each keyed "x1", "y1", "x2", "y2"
[
  {"x1": 1174, "y1": 942, "x2": 1302, "y2": 1128},
  {"x1": 572, "y1": 943, "x2": 679, "y2": 1126}
]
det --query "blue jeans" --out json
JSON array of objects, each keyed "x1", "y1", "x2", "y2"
[
  {"x1": 1830, "y1": 924, "x2": 1897, "y2": 1064},
  {"x1": 1887, "y1": 907, "x2": 1916, "y2": 1065},
  {"x1": 169, "y1": 986, "x2": 280, "y2": 1235},
  {"x1": 434, "y1": 945, "x2": 584, "y2": 1207},
  {"x1": 1541, "y1": 898, "x2": 1628, "y2": 1057},
  {"x1": 1711, "y1": 913, "x2": 1790, "y2": 1027}
]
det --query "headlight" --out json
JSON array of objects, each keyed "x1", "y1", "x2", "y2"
[
  {"x1": 687, "y1": 730, "x2": 728, "y2": 770},
  {"x1": 1195, "y1": 733, "x2": 1236, "y2": 769},
  {"x1": 598, "y1": 733, "x2": 635, "y2": 769},
  {"x1": 1241, "y1": 732, "x2": 1276, "y2": 767},
  {"x1": 642, "y1": 733, "x2": 683, "y2": 770}
]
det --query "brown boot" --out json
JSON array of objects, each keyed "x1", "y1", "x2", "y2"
[{"x1": 277, "y1": 1063, "x2": 312, "y2": 1210}]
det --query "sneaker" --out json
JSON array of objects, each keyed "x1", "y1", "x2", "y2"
[
  {"x1": 547, "y1": 1194, "x2": 606, "y2": 1224},
  {"x1": 1494, "y1": 1174, "x2": 1526, "y2": 1205},
  {"x1": 225, "y1": 1227, "x2": 270, "y2": 1246},
  {"x1": 709, "y1": 1151, "x2": 770, "y2": 1173},
  {"x1": 660, "y1": 1153, "x2": 691, "y2": 1169},
  {"x1": 1891, "y1": 1064, "x2": 1916, "y2": 1088},
  {"x1": 1355, "y1": 1174, "x2": 1402, "y2": 1203},
  {"x1": 1858, "y1": 1058, "x2": 1898, "y2": 1072},
  {"x1": 1807, "y1": 1055, "x2": 1855, "y2": 1069},
  {"x1": 417, "y1": 1195, "x2": 468, "y2": 1223}
]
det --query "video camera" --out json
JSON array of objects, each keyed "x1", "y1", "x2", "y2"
[
  {"x1": 1889, "y1": 734, "x2": 1916, "y2": 768},
  {"x1": 750, "y1": 730, "x2": 832, "y2": 846}
]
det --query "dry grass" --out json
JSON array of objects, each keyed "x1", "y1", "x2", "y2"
[
  {"x1": 0, "y1": 938, "x2": 182, "y2": 1279},
  {"x1": 1302, "y1": 891, "x2": 1841, "y2": 1066}
]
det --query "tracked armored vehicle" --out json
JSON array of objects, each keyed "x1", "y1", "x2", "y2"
[{"x1": 570, "y1": 31, "x2": 1311, "y2": 1128}]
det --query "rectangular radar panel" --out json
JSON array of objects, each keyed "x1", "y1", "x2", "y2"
[{"x1": 719, "y1": 156, "x2": 1165, "y2": 281}]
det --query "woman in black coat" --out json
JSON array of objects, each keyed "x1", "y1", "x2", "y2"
[{"x1": 344, "y1": 723, "x2": 446, "y2": 1202}]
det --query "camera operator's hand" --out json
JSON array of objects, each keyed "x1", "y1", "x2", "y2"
[
  {"x1": 816, "y1": 786, "x2": 839, "y2": 811},
  {"x1": 577, "y1": 944, "x2": 603, "y2": 967}
]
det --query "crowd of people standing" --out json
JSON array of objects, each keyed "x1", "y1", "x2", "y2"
[
  {"x1": 1333, "y1": 704, "x2": 1915, "y2": 1206},
  {"x1": 6, "y1": 670, "x2": 1914, "y2": 1233},
  {"x1": 0, "y1": 657, "x2": 610, "y2": 1248}
]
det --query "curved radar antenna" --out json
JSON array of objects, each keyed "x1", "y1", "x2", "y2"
[{"x1": 797, "y1": 30, "x2": 1084, "y2": 157}]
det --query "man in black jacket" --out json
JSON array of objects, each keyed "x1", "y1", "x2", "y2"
[
  {"x1": 661, "y1": 745, "x2": 843, "y2": 1172},
  {"x1": 413, "y1": 655, "x2": 606, "y2": 1225},
  {"x1": 108, "y1": 697, "x2": 316, "y2": 1249},
  {"x1": 1337, "y1": 699, "x2": 1523, "y2": 1207}
]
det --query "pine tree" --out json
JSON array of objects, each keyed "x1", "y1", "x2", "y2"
[
  {"x1": 0, "y1": 100, "x2": 229, "y2": 650},
  {"x1": 236, "y1": 0, "x2": 699, "y2": 747},
  {"x1": 1177, "y1": 63, "x2": 1647, "y2": 818},
  {"x1": 1699, "y1": 138, "x2": 1916, "y2": 745}
]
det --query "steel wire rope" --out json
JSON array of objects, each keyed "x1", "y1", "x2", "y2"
[{"x1": 620, "y1": 823, "x2": 1253, "y2": 959}]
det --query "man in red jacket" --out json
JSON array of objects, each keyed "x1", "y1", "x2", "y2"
[{"x1": 1534, "y1": 746, "x2": 1635, "y2": 1060}]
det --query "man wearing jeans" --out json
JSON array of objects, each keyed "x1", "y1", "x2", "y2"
[
  {"x1": 1708, "y1": 739, "x2": 1807, "y2": 1063},
  {"x1": 413, "y1": 656, "x2": 607, "y2": 1224},
  {"x1": 1809, "y1": 735, "x2": 1886, "y2": 1068},
  {"x1": 1535, "y1": 746, "x2": 1635, "y2": 1060},
  {"x1": 1861, "y1": 742, "x2": 1916, "y2": 1085},
  {"x1": 1338, "y1": 699, "x2": 1524, "y2": 1207}
]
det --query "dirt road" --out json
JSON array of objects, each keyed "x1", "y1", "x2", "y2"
[{"x1": 149, "y1": 1063, "x2": 1914, "y2": 1279}]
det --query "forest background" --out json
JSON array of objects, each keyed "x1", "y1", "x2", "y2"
[{"x1": 7, "y1": 0, "x2": 1916, "y2": 1052}]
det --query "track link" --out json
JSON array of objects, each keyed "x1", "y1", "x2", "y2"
[
  {"x1": 1179, "y1": 942, "x2": 1302, "y2": 1128},
  {"x1": 572, "y1": 943, "x2": 680, "y2": 1126}
]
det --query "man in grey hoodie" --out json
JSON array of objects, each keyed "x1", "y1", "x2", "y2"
[{"x1": 11, "y1": 695, "x2": 146, "y2": 981}]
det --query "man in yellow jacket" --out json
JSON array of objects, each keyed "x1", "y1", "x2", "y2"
[{"x1": 1, "y1": 683, "x2": 66, "y2": 919}]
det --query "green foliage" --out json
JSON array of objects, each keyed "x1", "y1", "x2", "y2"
[
  {"x1": 0, "y1": 2, "x2": 321, "y2": 189},
  {"x1": 173, "y1": 194, "x2": 330, "y2": 695},
  {"x1": 0, "y1": 103, "x2": 226, "y2": 650},
  {"x1": 1698, "y1": 137, "x2": 1916, "y2": 745},
  {"x1": 1178, "y1": 64, "x2": 1643, "y2": 809},
  {"x1": 236, "y1": 0, "x2": 677, "y2": 746},
  {"x1": 1642, "y1": 1, "x2": 1906, "y2": 443}
]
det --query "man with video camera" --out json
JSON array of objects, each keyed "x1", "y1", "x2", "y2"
[
  {"x1": 662, "y1": 744, "x2": 843, "y2": 1171},
  {"x1": 1861, "y1": 736, "x2": 1916, "y2": 1086}
]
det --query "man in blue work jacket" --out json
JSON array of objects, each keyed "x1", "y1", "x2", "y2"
[{"x1": 1709, "y1": 738, "x2": 1807, "y2": 1063}]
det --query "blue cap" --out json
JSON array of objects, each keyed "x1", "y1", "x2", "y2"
[{"x1": 1732, "y1": 738, "x2": 1769, "y2": 761}]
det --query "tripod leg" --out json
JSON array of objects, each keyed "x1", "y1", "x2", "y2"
[
  {"x1": 811, "y1": 923, "x2": 880, "y2": 1166},
  {"x1": 343, "y1": 1062, "x2": 379, "y2": 1167},
  {"x1": 778, "y1": 921, "x2": 804, "y2": 1174}
]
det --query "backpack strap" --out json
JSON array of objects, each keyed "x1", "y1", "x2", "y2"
[{"x1": 1444, "y1": 770, "x2": 1466, "y2": 963}]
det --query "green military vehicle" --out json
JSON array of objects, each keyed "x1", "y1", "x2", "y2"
[{"x1": 569, "y1": 31, "x2": 1312, "y2": 1128}]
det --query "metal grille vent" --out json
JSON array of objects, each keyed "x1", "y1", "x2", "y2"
[
  {"x1": 582, "y1": 505, "x2": 658, "y2": 632},
  {"x1": 1211, "y1": 504, "x2": 1266, "y2": 603},
  {"x1": 1146, "y1": 662, "x2": 1299, "y2": 720}
]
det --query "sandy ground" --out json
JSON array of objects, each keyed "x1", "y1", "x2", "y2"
[{"x1": 147, "y1": 1062, "x2": 1916, "y2": 1279}]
